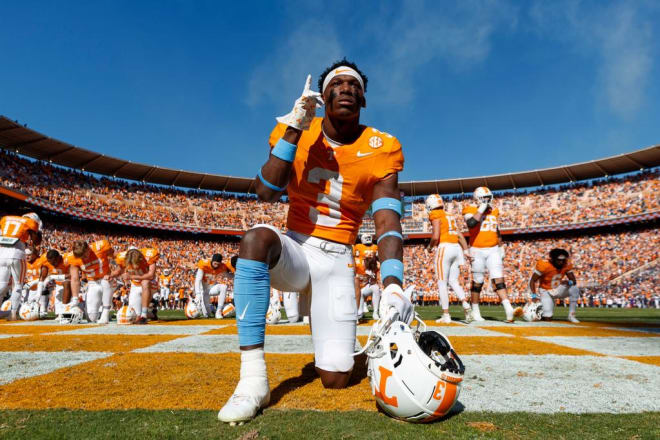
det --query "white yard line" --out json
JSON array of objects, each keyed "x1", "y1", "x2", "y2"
[
  {"x1": 0, "y1": 351, "x2": 111, "y2": 385},
  {"x1": 529, "y1": 336, "x2": 660, "y2": 356}
]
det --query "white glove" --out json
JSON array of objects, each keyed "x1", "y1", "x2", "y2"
[
  {"x1": 477, "y1": 203, "x2": 489, "y2": 214},
  {"x1": 276, "y1": 75, "x2": 324, "y2": 131},
  {"x1": 380, "y1": 284, "x2": 414, "y2": 325}
]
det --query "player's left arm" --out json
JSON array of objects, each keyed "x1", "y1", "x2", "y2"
[
  {"x1": 373, "y1": 173, "x2": 402, "y2": 288},
  {"x1": 428, "y1": 218, "x2": 440, "y2": 249}
]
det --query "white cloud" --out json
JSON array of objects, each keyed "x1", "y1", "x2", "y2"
[
  {"x1": 529, "y1": 0, "x2": 655, "y2": 118},
  {"x1": 245, "y1": 20, "x2": 343, "y2": 108}
]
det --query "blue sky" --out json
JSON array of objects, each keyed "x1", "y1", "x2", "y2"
[{"x1": 1, "y1": 0, "x2": 659, "y2": 182}]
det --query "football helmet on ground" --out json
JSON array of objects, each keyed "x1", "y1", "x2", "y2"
[
  {"x1": 0, "y1": 300, "x2": 11, "y2": 312},
  {"x1": 360, "y1": 310, "x2": 464, "y2": 423},
  {"x1": 523, "y1": 302, "x2": 543, "y2": 322},
  {"x1": 185, "y1": 300, "x2": 201, "y2": 319},
  {"x1": 117, "y1": 305, "x2": 137, "y2": 325},
  {"x1": 59, "y1": 304, "x2": 84, "y2": 324},
  {"x1": 221, "y1": 303, "x2": 235, "y2": 318},
  {"x1": 19, "y1": 302, "x2": 39, "y2": 321},
  {"x1": 473, "y1": 187, "x2": 493, "y2": 205},
  {"x1": 425, "y1": 194, "x2": 443, "y2": 212}
]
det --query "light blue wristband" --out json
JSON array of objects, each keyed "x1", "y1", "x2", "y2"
[
  {"x1": 258, "y1": 169, "x2": 286, "y2": 192},
  {"x1": 381, "y1": 259, "x2": 404, "y2": 283},
  {"x1": 371, "y1": 197, "x2": 402, "y2": 216},
  {"x1": 271, "y1": 138, "x2": 298, "y2": 163},
  {"x1": 377, "y1": 231, "x2": 403, "y2": 244}
]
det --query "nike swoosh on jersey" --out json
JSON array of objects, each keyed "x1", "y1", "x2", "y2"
[
  {"x1": 238, "y1": 302, "x2": 250, "y2": 320},
  {"x1": 357, "y1": 151, "x2": 373, "y2": 157}
]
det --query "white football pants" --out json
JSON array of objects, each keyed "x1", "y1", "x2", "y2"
[
  {"x1": 540, "y1": 285, "x2": 580, "y2": 318},
  {"x1": 86, "y1": 279, "x2": 113, "y2": 322},
  {"x1": 197, "y1": 283, "x2": 227, "y2": 317},
  {"x1": 358, "y1": 284, "x2": 381, "y2": 317},
  {"x1": 470, "y1": 245, "x2": 504, "y2": 283},
  {"x1": 435, "y1": 243, "x2": 467, "y2": 310}
]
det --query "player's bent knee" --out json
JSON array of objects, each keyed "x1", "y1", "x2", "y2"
[
  {"x1": 316, "y1": 367, "x2": 352, "y2": 389},
  {"x1": 316, "y1": 343, "x2": 355, "y2": 376},
  {"x1": 287, "y1": 314, "x2": 299, "y2": 323},
  {"x1": 239, "y1": 226, "x2": 281, "y2": 265}
]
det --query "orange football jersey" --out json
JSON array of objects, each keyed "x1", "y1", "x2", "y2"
[
  {"x1": 159, "y1": 274, "x2": 173, "y2": 286},
  {"x1": 0, "y1": 215, "x2": 39, "y2": 243},
  {"x1": 40, "y1": 251, "x2": 71, "y2": 285},
  {"x1": 462, "y1": 205, "x2": 500, "y2": 248},
  {"x1": 66, "y1": 240, "x2": 113, "y2": 281},
  {"x1": 534, "y1": 259, "x2": 574, "y2": 290},
  {"x1": 116, "y1": 248, "x2": 159, "y2": 286},
  {"x1": 197, "y1": 259, "x2": 228, "y2": 284},
  {"x1": 354, "y1": 243, "x2": 378, "y2": 275},
  {"x1": 25, "y1": 259, "x2": 44, "y2": 288},
  {"x1": 429, "y1": 209, "x2": 460, "y2": 244},
  {"x1": 269, "y1": 118, "x2": 404, "y2": 245}
]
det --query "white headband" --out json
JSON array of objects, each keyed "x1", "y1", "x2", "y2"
[{"x1": 322, "y1": 66, "x2": 364, "y2": 93}]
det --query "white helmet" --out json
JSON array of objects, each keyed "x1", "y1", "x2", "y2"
[
  {"x1": 163, "y1": 268, "x2": 171, "y2": 276},
  {"x1": 22, "y1": 212, "x2": 43, "y2": 231},
  {"x1": 266, "y1": 303, "x2": 281, "y2": 325},
  {"x1": 360, "y1": 233, "x2": 373, "y2": 246},
  {"x1": 117, "y1": 305, "x2": 137, "y2": 325},
  {"x1": 473, "y1": 187, "x2": 493, "y2": 204},
  {"x1": 185, "y1": 300, "x2": 201, "y2": 319},
  {"x1": 221, "y1": 303, "x2": 235, "y2": 318},
  {"x1": 59, "y1": 304, "x2": 84, "y2": 324},
  {"x1": 523, "y1": 302, "x2": 543, "y2": 322},
  {"x1": 425, "y1": 194, "x2": 443, "y2": 212},
  {"x1": 0, "y1": 300, "x2": 11, "y2": 312},
  {"x1": 19, "y1": 302, "x2": 40, "y2": 321},
  {"x1": 364, "y1": 317, "x2": 464, "y2": 422}
]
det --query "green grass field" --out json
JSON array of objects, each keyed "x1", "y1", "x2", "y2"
[{"x1": 1, "y1": 307, "x2": 658, "y2": 440}]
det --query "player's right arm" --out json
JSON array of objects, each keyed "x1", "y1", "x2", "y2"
[
  {"x1": 256, "y1": 127, "x2": 302, "y2": 202},
  {"x1": 428, "y1": 218, "x2": 441, "y2": 249},
  {"x1": 194, "y1": 268, "x2": 205, "y2": 296},
  {"x1": 69, "y1": 265, "x2": 81, "y2": 301}
]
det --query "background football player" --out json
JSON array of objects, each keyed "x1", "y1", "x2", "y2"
[
  {"x1": 69, "y1": 239, "x2": 115, "y2": 324},
  {"x1": 426, "y1": 195, "x2": 472, "y2": 324},
  {"x1": 462, "y1": 187, "x2": 515, "y2": 322},
  {"x1": 194, "y1": 253, "x2": 229, "y2": 318},
  {"x1": 115, "y1": 246, "x2": 159, "y2": 324},
  {"x1": 529, "y1": 248, "x2": 580, "y2": 323},
  {"x1": 0, "y1": 212, "x2": 42, "y2": 320},
  {"x1": 158, "y1": 268, "x2": 173, "y2": 310},
  {"x1": 354, "y1": 233, "x2": 381, "y2": 319},
  {"x1": 218, "y1": 60, "x2": 412, "y2": 424}
]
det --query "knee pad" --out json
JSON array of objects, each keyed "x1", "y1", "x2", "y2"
[
  {"x1": 471, "y1": 282, "x2": 484, "y2": 294},
  {"x1": 316, "y1": 341, "x2": 354, "y2": 373},
  {"x1": 494, "y1": 282, "x2": 506, "y2": 291}
]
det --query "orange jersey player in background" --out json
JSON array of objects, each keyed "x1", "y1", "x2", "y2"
[
  {"x1": 194, "y1": 254, "x2": 230, "y2": 318},
  {"x1": 68, "y1": 239, "x2": 115, "y2": 324},
  {"x1": 462, "y1": 187, "x2": 516, "y2": 322},
  {"x1": 529, "y1": 248, "x2": 580, "y2": 323},
  {"x1": 157, "y1": 268, "x2": 174, "y2": 310},
  {"x1": 39, "y1": 249, "x2": 72, "y2": 318},
  {"x1": 0, "y1": 212, "x2": 42, "y2": 320},
  {"x1": 219, "y1": 60, "x2": 415, "y2": 424},
  {"x1": 353, "y1": 233, "x2": 381, "y2": 319},
  {"x1": 425, "y1": 194, "x2": 472, "y2": 324},
  {"x1": 115, "y1": 247, "x2": 159, "y2": 324}
]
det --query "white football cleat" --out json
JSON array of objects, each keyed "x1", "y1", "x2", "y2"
[
  {"x1": 98, "y1": 309, "x2": 110, "y2": 325},
  {"x1": 463, "y1": 307, "x2": 473, "y2": 323},
  {"x1": 215, "y1": 308, "x2": 223, "y2": 319},
  {"x1": 218, "y1": 378, "x2": 270, "y2": 424},
  {"x1": 471, "y1": 311, "x2": 485, "y2": 322},
  {"x1": 567, "y1": 313, "x2": 580, "y2": 323},
  {"x1": 435, "y1": 314, "x2": 452, "y2": 324}
]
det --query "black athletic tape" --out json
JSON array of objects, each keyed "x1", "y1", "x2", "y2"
[{"x1": 495, "y1": 282, "x2": 506, "y2": 291}]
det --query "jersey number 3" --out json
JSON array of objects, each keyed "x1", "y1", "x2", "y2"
[{"x1": 308, "y1": 167, "x2": 344, "y2": 227}]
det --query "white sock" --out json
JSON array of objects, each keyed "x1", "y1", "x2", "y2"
[
  {"x1": 502, "y1": 299, "x2": 513, "y2": 319},
  {"x1": 471, "y1": 303, "x2": 481, "y2": 314},
  {"x1": 240, "y1": 349, "x2": 267, "y2": 380}
]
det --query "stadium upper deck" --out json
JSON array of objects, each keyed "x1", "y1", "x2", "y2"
[{"x1": 1, "y1": 116, "x2": 659, "y2": 236}]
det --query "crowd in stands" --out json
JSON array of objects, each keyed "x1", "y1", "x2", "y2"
[
  {"x1": 27, "y1": 219, "x2": 658, "y2": 309},
  {"x1": 1, "y1": 151, "x2": 657, "y2": 232}
]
